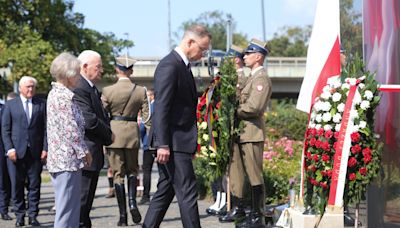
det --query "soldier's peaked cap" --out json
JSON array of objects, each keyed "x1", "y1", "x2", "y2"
[
  {"x1": 244, "y1": 38, "x2": 270, "y2": 56},
  {"x1": 226, "y1": 45, "x2": 244, "y2": 59},
  {"x1": 115, "y1": 55, "x2": 136, "y2": 71}
]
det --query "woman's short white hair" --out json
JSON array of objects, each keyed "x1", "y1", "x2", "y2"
[
  {"x1": 50, "y1": 52, "x2": 81, "y2": 81},
  {"x1": 77, "y1": 50, "x2": 101, "y2": 67},
  {"x1": 19, "y1": 76, "x2": 37, "y2": 87}
]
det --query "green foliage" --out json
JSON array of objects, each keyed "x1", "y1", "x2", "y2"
[
  {"x1": 0, "y1": 0, "x2": 132, "y2": 93},
  {"x1": 267, "y1": 26, "x2": 311, "y2": 57},
  {"x1": 265, "y1": 100, "x2": 308, "y2": 141},
  {"x1": 340, "y1": 0, "x2": 363, "y2": 57}
]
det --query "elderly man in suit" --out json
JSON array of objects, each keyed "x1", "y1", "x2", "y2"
[
  {"x1": 143, "y1": 25, "x2": 211, "y2": 228},
  {"x1": 1, "y1": 76, "x2": 47, "y2": 227},
  {"x1": 101, "y1": 55, "x2": 149, "y2": 226},
  {"x1": 73, "y1": 50, "x2": 113, "y2": 228}
]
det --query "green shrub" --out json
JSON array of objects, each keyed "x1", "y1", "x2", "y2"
[{"x1": 265, "y1": 99, "x2": 308, "y2": 141}]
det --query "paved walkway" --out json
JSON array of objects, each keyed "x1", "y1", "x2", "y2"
[{"x1": 0, "y1": 167, "x2": 233, "y2": 228}]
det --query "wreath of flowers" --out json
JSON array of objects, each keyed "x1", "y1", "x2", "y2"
[
  {"x1": 303, "y1": 57, "x2": 382, "y2": 214},
  {"x1": 196, "y1": 58, "x2": 239, "y2": 181}
]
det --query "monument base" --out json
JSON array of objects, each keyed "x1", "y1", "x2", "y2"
[{"x1": 277, "y1": 206, "x2": 344, "y2": 228}]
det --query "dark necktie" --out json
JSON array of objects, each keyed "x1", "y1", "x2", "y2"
[
  {"x1": 93, "y1": 86, "x2": 100, "y2": 98},
  {"x1": 25, "y1": 100, "x2": 30, "y2": 124}
]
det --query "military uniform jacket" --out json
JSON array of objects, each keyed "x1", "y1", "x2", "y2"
[
  {"x1": 237, "y1": 67, "x2": 272, "y2": 143},
  {"x1": 102, "y1": 78, "x2": 149, "y2": 149}
]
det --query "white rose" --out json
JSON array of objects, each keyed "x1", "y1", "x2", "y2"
[
  {"x1": 359, "y1": 83, "x2": 365, "y2": 89},
  {"x1": 327, "y1": 76, "x2": 341, "y2": 88},
  {"x1": 360, "y1": 100, "x2": 370, "y2": 110},
  {"x1": 352, "y1": 125, "x2": 360, "y2": 132},
  {"x1": 350, "y1": 110, "x2": 359, "y2": 120},
  {"x1": 337, "y1": 103, "x2": 345, "y2": 112},
  {"x1": 324, "y1": 124, "x2": 332, "y2": 131},
  {"x1": 315, "y1": 114, "x2": 322, "y2": 123},
  {"x1": 332, "y1": 92, "x2": 342, "y2": 102},
  {"x1": 322, "y1": 85, "x2": 331, "y2": 92},
  {"x1": 353, "y1": 94, "x2": 362, "y2": 105},
  {"x1": 311, "y1": 112, "x2": 316, "y2": 119},
  {"x1": 315, "y1": 124, "x2": 322, "y2": 130},
  {"x1": 322, "y1": 112, "x2": 332, "y2": 122},
  {"x1": 202, "y1": 134, "x2": 209, "y2": 142},
  {"x1": 341, "y1": 83, "x2": 350, "y2": 90},
  {"x1": 200, "y1": 121, "x2": 208, "y2": 130},
  {"x1": 309, "y1": 122, "x2": 316, "y2": 128},
  {"x1": 335, "y1": 124, "x2": 341, "y2": 132},
  {"x1": 314, "y1": 101, "x2": 323, "y2": 111},
  {"x1": 201, "y1": 146, "x2": 208, "y2": 154},
  {"x1": 359, "y1": 121, "x2": 367, "y2": 129},
  {"x1": 333, "y1": 113, "x2": 342, "y2": 123},
  {"x1": 322, "y1": 102, "x2": 332, "y2": 112},
  {"x1": 321, "y1": 91, "x2": 331, "y2": 100},
  {"x1": 364, "y1": 90, "x2": 374, "y2": 101}
]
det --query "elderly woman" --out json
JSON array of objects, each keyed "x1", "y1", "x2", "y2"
[{"x1": 47, "y1": 52, "x2": 92, "y2": 228}]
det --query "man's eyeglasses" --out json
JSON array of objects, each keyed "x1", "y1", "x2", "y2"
[{"x1": 193, "y1": 40, "x2": 209, "y2": 56}]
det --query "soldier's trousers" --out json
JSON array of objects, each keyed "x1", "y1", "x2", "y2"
[
  {"x1": 229, "y1": 142, "x2": 264, "y2": 198},
  {"x1": 107, "y1": 148, "x2": 139, "y2": 184}
]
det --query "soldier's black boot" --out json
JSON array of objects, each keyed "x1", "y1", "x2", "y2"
[
  {"x1": 127, "y1": 176, "x2": 142, "y2": 224},
  {"x1": 219, "y1": 195, "x2": 246, "y2": 223},
  {"x1": 236, "y1": 185, "x2": 266, "y2": 228},
  {"x1": 114, "y1": 184, "x2": 128, "y2": 226}
]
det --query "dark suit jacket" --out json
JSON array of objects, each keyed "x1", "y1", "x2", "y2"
[
  {"x1": 0, "y1": 104, "x2": 4, "y2": 157},
  {"x1": 1, "y1": 97, "x2": 47, "y2": 159},
  {"x1": 73, "y1": 75, "x2": 113, "y2": 171},
  {"x1": 149, "y1": 50, "x2": 198, "y2": 153}
]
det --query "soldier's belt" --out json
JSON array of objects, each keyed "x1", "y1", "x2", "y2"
[{"x1": 111, "y1": 116, "x2": 137, "y2": 121}]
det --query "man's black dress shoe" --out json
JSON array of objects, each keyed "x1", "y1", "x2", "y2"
[
  {"x1": 1, "y1": 213, "x2": 12, "y2": 220},
  {"x1": 15, "y1": 219, "x2": 25, "y2": 227},
  {"x1": 29, "y1": 217, "x2": 40, "y2": 226}
]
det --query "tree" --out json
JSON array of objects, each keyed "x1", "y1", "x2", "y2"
[
  {"x1": 175, "y1": 10, "x2": 248, "y2": 51},
  {"x1": 267, "y1": 26, "x2": 311, "y2": 57},
  {"x1": 340, "y1": 0, "x2": 362, "y2": 58},
  {"x1": 0, "y1": 0, "x2": 133, "y2": 93}
]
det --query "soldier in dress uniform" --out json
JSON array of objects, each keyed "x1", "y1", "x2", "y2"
[
  {"x1": 220, "y1": 39, "x2": 272, "y2": 228},
  {"x1": 101, "y1": 55, "x2": 150, "y2": 226}
]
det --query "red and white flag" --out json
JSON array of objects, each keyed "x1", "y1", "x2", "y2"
[{"x1": 296, "y1": 0, "x2": 341, "y2": 113}]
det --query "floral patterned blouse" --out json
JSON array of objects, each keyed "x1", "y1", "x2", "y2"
[{"x1": 47, "y1": 82, "x2": 88, "y2": 173}]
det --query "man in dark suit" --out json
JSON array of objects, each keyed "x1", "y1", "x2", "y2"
[
  {"x1": 1, "y1": 76, "x2": 47, "y2": 227},
  {"x1": 73, "y1": 50, "x2": 113, "y2": 228},
  {"x1": 143, "y1": 25, "x2": 211, "y2": 228},
  {"x1": 0, "y1": 102, "x2": 12, "y2": 221}
]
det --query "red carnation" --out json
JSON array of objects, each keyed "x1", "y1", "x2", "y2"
[
  {"x1": 196, "y1": 112, "x2": 201, "y2": 121},
  {"x1": 315, "y1": 140, "x2": 322, "y2": 148},
  {"x1": 351, "y1": 132, "x2": 361, "y2": 142},
  {"x1": 321, "y1": 141, "x2": 330, "y2": 151},
  {"x1": 326, "y1": 170, "x2": 333, "y2": 177},
  {"x1": 322, "y1": 154, "x2": 330, "y2": 162},
  {"x1": 334, "y1": 131, "x2": 340, "y2": 139},
  {"x1": 348, "y1": 173, "x2": 356, "y2": 181},
  {"x1": 309, "y1": 138, "x2": 316, "y2": 146},
  {"x1": 216, "y1": 101, "x2": 221, "y2": 109},
  {"x1": 348, "y1": 157, "x2": 357, "y2": 167},
  {"x1": 308, "y1": 165, "x2": 316, "y2": 172},
  {"x1": 359, "y1": 167, "x2": 368, "y2": 176},
  {"x1": 324, "y1": 130, "x2": 334, "y2": 139},
  {"x1": 319, "y1": 182, "x2": 328, "y2": 189},
  {"x1": 364, "y1": 154, "x2": 372, "y2": 164},
  {"x1": 310, "y1": 128, "x2": 317, "y2": 136},
  {"x1": 362, "y1": 147, "x2": 372, "y2": 157},
  {"x1": 351, "y1": 144, "x2": 362, "y2": 154},
  {"x1": 197, "y1": 143, "x2": 201, "y2": 152},
  {"x1": 312, "y1": 154, "x2": 319, "y2": 162},
  {"x1": 333, "y1": 142, "x2": 338, "y2": 151},
  {"x1": 306, "y1": 151, "x2": 312, "y2": 159},
  {"x1": 317, "y1": 128, "x2": 324, "y2": 136}
]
